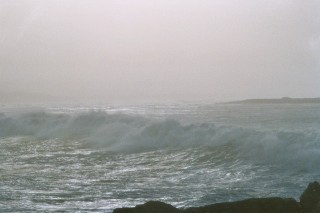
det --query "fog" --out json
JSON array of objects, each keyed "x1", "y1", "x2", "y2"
[{"x1": 1, "y1": 0, "x2": 319, "y2": 104}]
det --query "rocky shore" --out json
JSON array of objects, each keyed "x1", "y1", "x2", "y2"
[{"x1": 113, "y1": 181, "x2": 320, "y2": 213}]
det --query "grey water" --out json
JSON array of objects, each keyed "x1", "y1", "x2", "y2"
[{"x1": 1, "y1": 103, "x2": 320, "y2": 212}]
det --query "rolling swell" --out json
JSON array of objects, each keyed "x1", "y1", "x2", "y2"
[{"x1": 0, "y1": 111, "x2": 319, "y2": 170}]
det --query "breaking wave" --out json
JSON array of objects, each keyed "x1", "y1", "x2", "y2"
[{"x1": 0, "y1": 111, "x2": 319, "y2": 170}]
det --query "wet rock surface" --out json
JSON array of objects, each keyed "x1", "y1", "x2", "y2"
[
  {"x1": 113, "y1": 201, "x2": 180, "y2": 213},
  {"x1": 300, "y1": 182, "x2": 320, "y2": 213},
  {"x1": 181, "y1": 197, "x2": 301, "y2": 213},
  {"x1": 113, "y1": 182, "x2": 320, "y2": 213}
]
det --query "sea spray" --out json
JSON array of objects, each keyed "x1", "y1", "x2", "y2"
[{"x1": 1, "y1": 111, "x2": 320, "y2": 167}]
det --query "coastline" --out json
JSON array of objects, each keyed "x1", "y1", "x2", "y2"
[{"x1": 223, "y1": 97, "x2": 320, "y2": 104}]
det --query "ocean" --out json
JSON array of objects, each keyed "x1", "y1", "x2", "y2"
[{"x1": 0, "y1": 103, "x2": 319, "y2": 212}]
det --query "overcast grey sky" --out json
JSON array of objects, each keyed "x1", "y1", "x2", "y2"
[{"x1": 1, "y1": 0, "x2": 319, "y2": 103}]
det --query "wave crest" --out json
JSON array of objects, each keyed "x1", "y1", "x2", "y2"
[{"x1": 1, "y1": 111, "x2": 319, "y2": 170}]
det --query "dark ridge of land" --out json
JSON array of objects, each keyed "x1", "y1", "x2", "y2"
[
  {"x1": 223, "y1": 97, "x2": 320, "y2": 104},
  {"x1": 113, "y1": 181, "x2": 320, "y2": 213}
]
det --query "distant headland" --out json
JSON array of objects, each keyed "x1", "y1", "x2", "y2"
[{"x1": 223, "y1": 97, "x2": 320, "y2": 104}]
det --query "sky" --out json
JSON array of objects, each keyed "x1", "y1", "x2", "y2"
[{"x1": 0, "y1": 0, "x2": 320, "y2": 103}]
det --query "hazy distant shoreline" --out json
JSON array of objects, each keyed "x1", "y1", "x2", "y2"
[{"x1": 224, "y1": 97, "x2": 320, "y2": 104}]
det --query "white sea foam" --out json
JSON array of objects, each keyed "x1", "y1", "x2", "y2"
[{"x1": 0, "y1": 111, "x2": 319, "y2": 171}]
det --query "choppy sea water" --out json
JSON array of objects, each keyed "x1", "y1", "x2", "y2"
[{"x1": 0, "y1": 103, "x2": 320, "y2": 212}]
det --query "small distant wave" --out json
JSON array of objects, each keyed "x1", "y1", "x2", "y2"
[{"x1": 0, "y1": 111, "x2": 319, "y2": 171}]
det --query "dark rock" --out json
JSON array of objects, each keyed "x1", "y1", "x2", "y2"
[
  {"x1": 182, "y1": 198, "x2": 301, "y2": 213},
  {"x1": 113, "y1": 182, "x2": 320, "y2": 213},
  {"x1": 113, "y1": 198, "x2": 302, "y2": 213},
  {"x1": 300, "y1": 181, "x2": 320, "y2": 212},
  {"x1": 113, "y1": 201, "x2": 180, "y2": 213}
]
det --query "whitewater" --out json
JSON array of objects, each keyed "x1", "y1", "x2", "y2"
[{"x1": 0, "y1": 103, "x2": 320, "y2": 212}]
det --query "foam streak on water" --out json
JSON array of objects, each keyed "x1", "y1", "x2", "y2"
[{"x1": 0, "y1": 104, "x2": 320, "y2": 212}]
